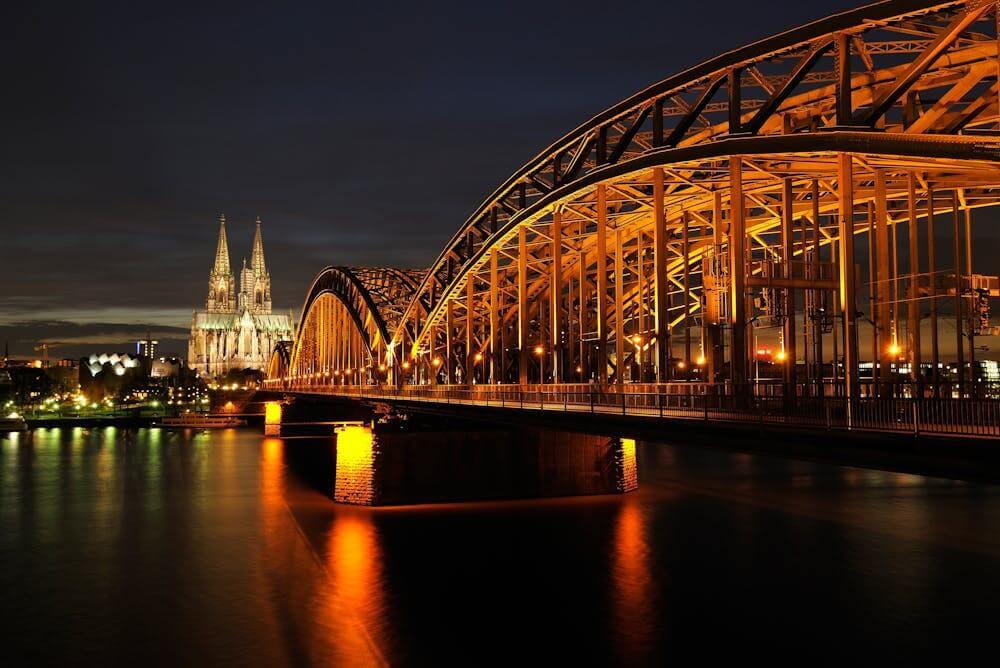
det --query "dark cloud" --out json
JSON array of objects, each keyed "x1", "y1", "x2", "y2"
[{"x1": 0, "y1": 320, "x2": 189, "y2": 359}]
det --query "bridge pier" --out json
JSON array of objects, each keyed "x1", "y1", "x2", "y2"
[{"x1": 329, "y1": 422, "x2": 639, "y2": 506}]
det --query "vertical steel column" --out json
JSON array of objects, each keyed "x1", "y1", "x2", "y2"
[
  {"x1": 781, "y1": 177, "x2": 797, "y2": 392},
  {"x1": 874, "y1": 171, "x2": 892, "y2": 385},
  {"x1": 637, "y1": 228, "x2": 646, "y2": 381},
  {"x1": 429, "y1": 322, "x2": 438, "y2": 385},
  {"x1": 704, "y1": 190, "x2": 725, "y2": 383},
  {"x1": 890, "y1": 183, "x2": 900, "y2": 358},
  {"x1": 466, "y1": 274, "x2": 474, "y2": 385},
  {"x1": 652, "y1": 169, "x2": 671, "y2": 382},
  {"x1": 867, "y1": 201, "x2": 878, "y2": 388},
  {"x1": 811, "y1": 180, "x2": 823, "y2": 384},
  {"x1": 614, "y1": 226, "x2": 625, "y2": 384},
  {"x1": 578, "y1": 219, "x2": 589, "y2": 381},
  {"x1": 907, "y1": 174, "x2": 921, "y2": 385},
  {"x1": 837, "y1": 153, "x2": 860, "y2": 405},
  {"x1": 965, "y1": 206, "x2": 976, "y2": 386},
  {"x1": 489, "y1": 249, "x2": 500, "y2": 384},
  {"x1": 683, "y1": 211, "x2": 691, "y2": 373},
  {"x1": 567, "y1": 223, "x2": 578, "y2": 381},
  {"x1": 927, "y1": 185, "x2": 940, "y2": 393},
  {"x1": 446, "y1": 300, "x2": 454, "y2": 384},
  {"x1": 596, "y1": 184, "x2": 610, "y2": 384},
  {"x1": 952, "y1": 191, "x2": 965, "y2": 396},
  {"x1": 550, "y1": 210, "x2": 563, "y2": 383},
  {"x1": 518, "y1": 226, "x2": 529, "y2": 385},
  {"x1": 729, "y1": 157, "x2": 748, "y2": 389}
]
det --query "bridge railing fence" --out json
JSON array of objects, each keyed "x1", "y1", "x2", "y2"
[{"x1": 287, "y1": 382, "x2": 1000, "y2": 439}]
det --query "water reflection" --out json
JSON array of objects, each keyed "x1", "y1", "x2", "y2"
[
  {"x1": 323, "y1": 511, "x2": 387, "y2": 665},
  {"x1": 3, "y1": 426, "x2": 1000, "y2": 664},
  {"x1": 613, "y1": 499, "x2": 654, "y2": 664}
]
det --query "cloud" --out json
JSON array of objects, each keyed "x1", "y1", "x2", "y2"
[{"x1": 0, "y1": 320, "x2": 189, "y2": 359}]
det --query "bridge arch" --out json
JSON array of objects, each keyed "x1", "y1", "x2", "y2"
[
  {"x1": 384, "y1": 0, "x2": 1000, "y2": 394},
  {"x1": 274, "y1": 0, "x2": 1000, "y2": 400},
  {"x1": 270, "y1": 267, "x2": 424, "y2": 387}
]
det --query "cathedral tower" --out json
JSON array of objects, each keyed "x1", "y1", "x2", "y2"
[
  {"x1": 239, "y1": 217, "x2": 272, "y2": 314},
  {"x1": 190, "y1": 215, "x2": 292, "y2": 378},
  {"x1": 206, "y1": 214, "x2": 236, "y2": 313}
]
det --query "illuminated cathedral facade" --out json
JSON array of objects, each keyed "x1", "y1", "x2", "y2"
[{"x1": 188, "y1": 216, "x2": 294, "y2": 377}]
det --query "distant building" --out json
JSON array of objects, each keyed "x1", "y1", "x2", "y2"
[
  {"x1": 137, "y1": 339, "x2": 158, "y2": 358},
  {"x1": 188, "y1": 216, "x2": 294, "y2": 378},
  {"x1": 150, "y1": 358, "x2": 181, "y2": 378}
]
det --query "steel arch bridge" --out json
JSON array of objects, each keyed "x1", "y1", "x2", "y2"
[
  {"x1": 276, "y1": 267, "x2": 425, "y2": 385},
  {"x1": 268, "y1": 0, "x2": 1000, "y2": 430}
]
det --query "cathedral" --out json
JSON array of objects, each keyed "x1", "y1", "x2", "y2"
[{"x1": 188, "y1": 216, "x2": 294, "y2": 378}]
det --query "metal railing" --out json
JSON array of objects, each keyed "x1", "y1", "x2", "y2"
[{"x1": 279, "y1": 382, "x2": 1000, "y2": 439}]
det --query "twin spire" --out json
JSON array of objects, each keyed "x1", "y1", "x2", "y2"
[
  {"x1": 212, "y1": 214, "x2": 267, "y2": 277},
  {"x1": 207, "y1": 214, "x2": 272, "y2": 315}
]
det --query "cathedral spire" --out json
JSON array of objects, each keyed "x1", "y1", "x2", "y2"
[
  {"x1": 207, "y1": 214, "x2": 236, "y2": 314},
  {"x1": 250, "y1": 217, "x2": 267, "y2": 275},
  {"x1": 213, "y1": 214, "x2": 232, "y2": 275}
]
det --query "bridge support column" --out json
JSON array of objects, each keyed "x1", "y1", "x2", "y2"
[
  {"x1": 430, "y1": 323, "x2": 439, "y2": 385},
  {"x1": 682, "y1": 211, "x2": 691, "y2": 377},
  {"x1": 728, "y1": 157, "x2": 748, "y2": 390},
  {"x1": 781, "y1": 178, "x2": 797, "y2": 397},
  {"x1": 596, "y1": 184, "x2": 610, "y2": 384},
  {"x1": 927, "y1": 185, "x2": 940, "y2": 394},
  {"x1": 550, "y1": 209, "x2": 563, "y2": 384},
  {"x1": 702, "y1": 190, "x2": 724, "y2": 384},
  {"x1": 875, "y1": 171, "x2": 893, "y2": 391},
  {"x1": 907, "y1": 174, "x2": 921, "y2": 387},
  {"x1": 466, "y1": 272, "x2": 475, "y2": 385},
  {"x1": 837, "y1": 153, "x2": 860, "y2": 408},
  {"x1": 450, "y1": 300, "x2": 458, "y2": 383},
  {"x1": 518, "y1": 226, "x2": 529, "y2": 385},
  {"x1": 577, "y1": 219, "x2": 589, "y2": 382},
  {"x1": 652, "y1": 169, "x2": 671, "y2": 382},
  {"x1": 952, "y1": 191, "x2": 965, "y2": 396},
  {"x1": 490, "y1": 249, "x2": 500, "y2": 384},
  {"x1": 810, "y1": 180, "x2": 824, "y2": 390},
  {"x1": 614, "y1": 225, "x2": 625, "y2": 385}
]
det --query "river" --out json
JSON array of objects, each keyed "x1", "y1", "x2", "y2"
[{"x1": 2, "y1": 425, "x2": 999, "y2": 665}]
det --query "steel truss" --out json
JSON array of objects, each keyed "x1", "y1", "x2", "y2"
[{"x1": 271, "y1": 0, "x2": 1000, "y2": 404}]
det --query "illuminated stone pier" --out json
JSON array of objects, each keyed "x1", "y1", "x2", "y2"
[{"x1": 330, "y1": 424, "x2": 639, "y2": 506}]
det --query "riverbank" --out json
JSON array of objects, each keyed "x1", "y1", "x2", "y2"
[{"x1": 25, "y1": 416, "x2": 158, "y2": 428}]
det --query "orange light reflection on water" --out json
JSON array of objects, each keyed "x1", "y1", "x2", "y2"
[
  {"x1": 320, "y1": 509, "x2": 387, "y2": 665},
  {"x1": 613, "y1": 500, "x2": 654, "y2": 663}
]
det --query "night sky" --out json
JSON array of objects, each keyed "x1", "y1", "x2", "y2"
[{"x1": 2, "y1": 0, "x2": 995, "y2": 359}]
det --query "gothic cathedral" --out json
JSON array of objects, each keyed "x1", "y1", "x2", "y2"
[{"x1": 188, "y1": 216, "x2": 294, "y2": 377}]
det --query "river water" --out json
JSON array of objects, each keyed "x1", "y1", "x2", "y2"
[{"x1": 2, "y1": 425, "x2": 999, "y2": 665}]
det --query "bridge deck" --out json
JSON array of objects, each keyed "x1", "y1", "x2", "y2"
[{"x1": 282, "y1": 384, "x2": 1000, "y2": 440}]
